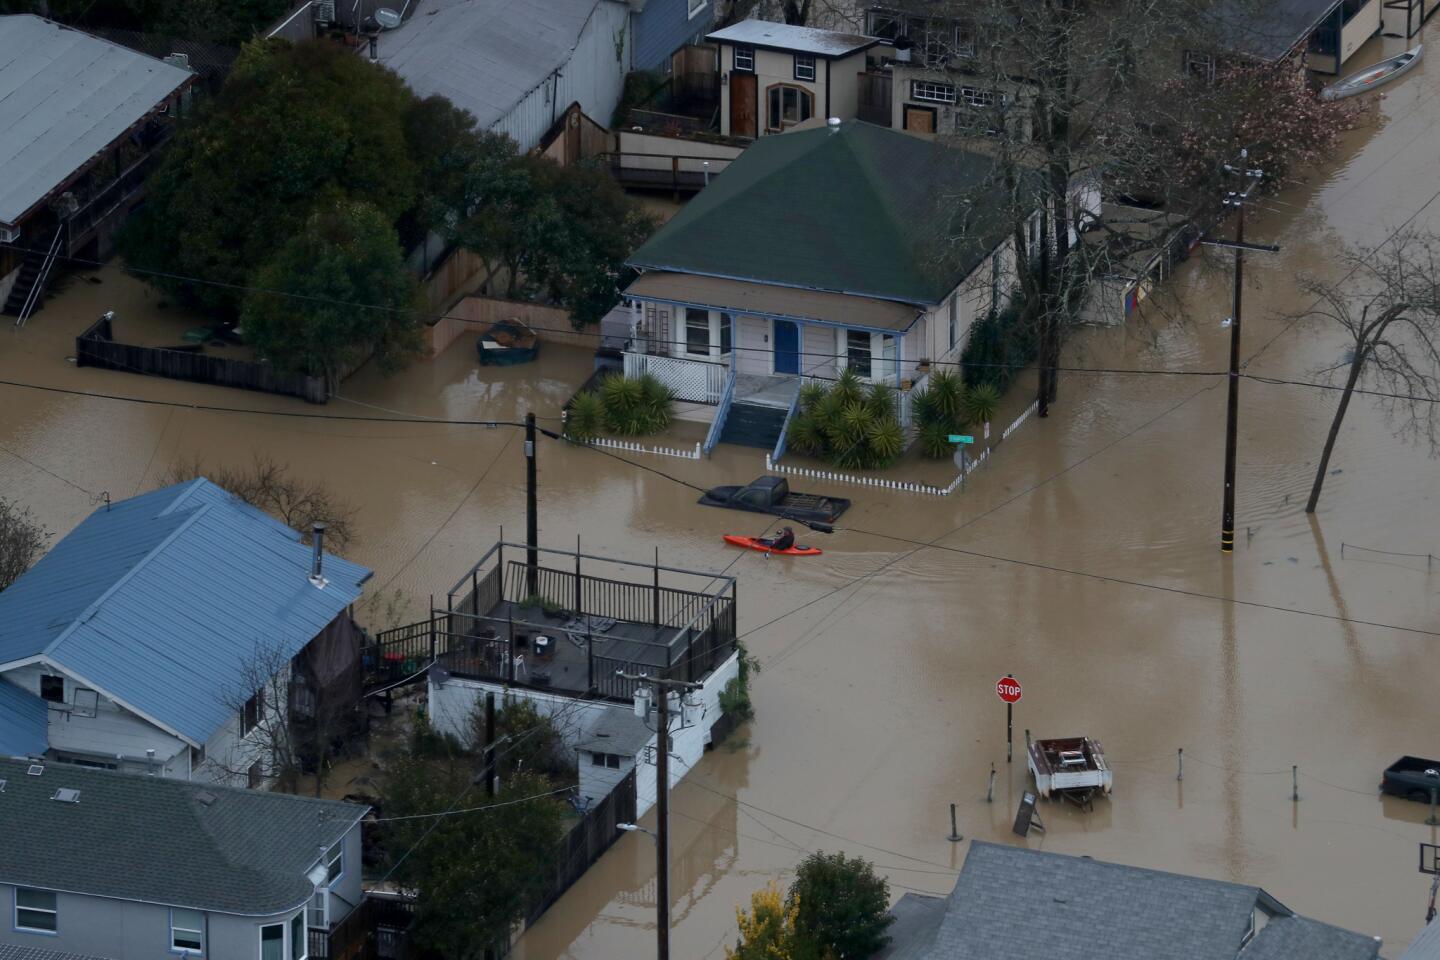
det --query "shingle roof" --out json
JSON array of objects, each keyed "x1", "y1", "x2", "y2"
[
  {"x1": 0, "y1": 479, "x2": 370, "y2": 746},
  {"x1": 0, "y1": 15, "x2": 191, "y2": 228},
  {"x1": 928, "y1": 842, "x2": 1261, "y2": 960},
  {"x1": 627, "y1": 121, "x2": 1025, "y2": 306},
  {"x1": 0, "y1": 677, "x2": 47, "y2": 756},
  {"x1": 1206, "y1": 0, "x2": 1343, "y2": 62},
  {"x1": 0, "y1": 944, "x2": 113, "y2": 960},
  {"x1": 376, "y1": 0, "x2": 606, "y2": 132},
  {"x1": 875, "y1": 893, "x2": 946, "y2": 960},
  {"x1": 1240, "y1": 916, "x2": 1380, "y2": 960},
  {"x1": 706, "y1": 20, "x2": 877, "y2": 57},
  {"x1": 0, "y1": 757, "x2": 366, "y2": 915},
  {"x1": 576, "y1": 707, "x2": 654, "y2": 757}
]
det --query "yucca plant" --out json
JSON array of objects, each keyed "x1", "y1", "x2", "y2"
[
  {"x1": 566, "y1": 390, "x2": 604, "y2": 440},
  {"x1": 787, "y1": 411, "x2": 825, "y2": 455},
  {"x1": 832, "y1": 368, "x2": 865, "y2": 408},
  {"x1": 865, "y1": 416, "x2": 906, "y2": 466},
  {"x1": 963, "y1": 382, "x2": 1001, "y2": 427},
  {"x1": 798, "y1": 381, "x2": 827, "y2": 412},
  {"x1": 910, "y1": 386, "x2": 941, "y2": 428},
  {"x1": 926, "y1": 369, "x2": 966, "y2": 423},
  {"x1": 917, "y1": 419, "x2": 955, "y2": 459},
  {"x1": 864, "y1": 382, "x2": 897, "y2": 421}
]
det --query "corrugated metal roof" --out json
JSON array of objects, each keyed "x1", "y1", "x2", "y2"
[
  {"x1": 0, "y1": 757, "x2": 366, "y2": 915},
  {"x1": 376, "y1": 0, "x2": 611, "y2": 133},
  {"x1": 0, "y1": 15, "x2": 191, "y2": 228},
  {"x1": 706, "y1": 20, "x2": 876, "y2": 57},
  {"x1": 1400, "y1": 918, "x2": 1440, "y2": 960},
  {"x1": 626, "y1": 271, "x2": 922, "y2": 332},
  {"x1": 0, "y1": 677, "x2": 47, "y2": 757},
  {"x1": 0, "y1": 479, "x2": 370, "y2": 746}
]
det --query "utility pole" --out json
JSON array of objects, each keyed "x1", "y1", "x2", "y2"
[
  {"x1": 525, "y1": 411, "x2": 538, "y2": 593},
  {"x1": 616, "y1": 672, "x2": 701, "y2": 960},
  {"x1": 1200, "y1": 150, "x2": 1278, "y2": 553}
]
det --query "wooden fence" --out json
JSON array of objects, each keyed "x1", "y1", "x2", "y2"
[
  {"x1": 429, "y1": 295, "x2": 586, "y2": 355},
  {"x1": 76, "y1": 314, "x2": 328, "y2": 403}
]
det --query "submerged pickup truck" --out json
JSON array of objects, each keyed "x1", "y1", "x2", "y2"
[
  {"x1": 1381, "y1": 756, "x2": 1440, "y2": 801},
  {"x1": 698, "y1": 476, "x2": 850, "y2": 524}
]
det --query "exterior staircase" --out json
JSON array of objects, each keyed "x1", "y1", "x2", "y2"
[
  {"x1": 3, "y1": 227, "x2": 63, "y2": 322},
  {"x1": 719, "y1": 400, "x2": 789, "y2": 449}
]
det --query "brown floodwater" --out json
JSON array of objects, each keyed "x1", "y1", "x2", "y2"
[{"x1": 3, "y1": 26, "x2": 1440, "y2": 958}]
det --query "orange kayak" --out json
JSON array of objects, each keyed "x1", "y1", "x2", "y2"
[{"x1": 723, "y1": 535, "x2": 823, "y2": 556}]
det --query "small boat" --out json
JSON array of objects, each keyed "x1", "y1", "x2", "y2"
[
  {"x1": 722, "y1": 534, "x2": 823, "y2": 556},
  {"x1": 476, "y1": 318, "x2": 540, "y2": 366},
  {"x1": 1321, "y1": 45, "x2": 1422, "y2": 101}
]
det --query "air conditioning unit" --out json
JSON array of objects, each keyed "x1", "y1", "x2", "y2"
[{"x1": 314, "y1": 0, "x2": 336, "y2": 23}]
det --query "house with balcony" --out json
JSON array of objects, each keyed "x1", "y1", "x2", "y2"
[
  {"x1": 365, "y1": 540, "x2": 739, "y2": 816},
  {"x1": 0, "y1": 15, "x2": 193, "y2": 323},
  {"x1": 619, "y1": 118, "x2": 1038, "y2": 452},
  {"x1": 0, "y1": 757, "x2": 385, "y2": 960},
  {"x1": 0, "y1": 479, "x2": 371, "y2": 787},
  {"x1": 709, "y1": 20, "x2": 890, "y2": 138}
]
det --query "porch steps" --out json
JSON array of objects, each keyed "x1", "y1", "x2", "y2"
[
  {"x1": 2, "y1": 246, "x2": 49, "y2": 318},
  {"x1": 718, "y1": 401, "x2": 788, "y2": 449}
]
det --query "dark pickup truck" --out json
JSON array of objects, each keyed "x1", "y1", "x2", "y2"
[
  {"x1": 698, "y1": 476, "x2": 850, "y2": 524},
  {"x1": 1381, "y1": 756, "x2": 1440, "y2": 801}
]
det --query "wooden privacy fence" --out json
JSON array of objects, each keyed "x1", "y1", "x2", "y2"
[
  {"x1": 427, "y1": 295, "x2": 587, "y2": 355},
  {"x1": 76, "y1": 314, "x2": 328, "y2": 403}
]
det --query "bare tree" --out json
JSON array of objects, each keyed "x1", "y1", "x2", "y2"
[
  {"x1": 212, "y1": 639, "x2": 359, "y2": 797},
  {"x1": 164, "y1": 455, "x2": 358, "y2": 552},
  {"x1": 0, "y1": 495, "x2": 49, "y2": 592},
  {"x1": 1295, "y1": 231, "x2": 1440, "y2": 513}
]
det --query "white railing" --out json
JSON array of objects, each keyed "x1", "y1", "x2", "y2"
[
  {"x1": 623, "y1": 351, "x2": 727, "y2": 404},
  {"x1": 703, "y1": 366, "x2": 738, "y2": 456}
]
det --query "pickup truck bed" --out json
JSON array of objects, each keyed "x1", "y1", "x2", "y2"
[{"x1": 1382, "y1": 756, "x2": 1440, "y2": 801}]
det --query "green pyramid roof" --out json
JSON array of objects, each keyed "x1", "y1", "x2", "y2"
[{"x1": 627, "y1": 120, "x2": 1025, "y2": 306}]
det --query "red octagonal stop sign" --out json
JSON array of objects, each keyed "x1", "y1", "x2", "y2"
[{"x1": 996, "y1": 675, "x2": 1022, "y2": 703}]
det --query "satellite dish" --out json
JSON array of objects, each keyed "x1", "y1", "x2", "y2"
[{"x1": 375, "y1": 7, "x2": 401, "y2": 28}]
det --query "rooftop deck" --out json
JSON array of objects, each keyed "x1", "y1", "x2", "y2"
[{"x1": 365, "y1": 542, "x2": 737, "y2": 701}]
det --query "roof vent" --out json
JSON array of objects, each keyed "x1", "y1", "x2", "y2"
[
  {"x1": 26, "y1": 763, "x2": 43, "y2": 777},
  {"x1": 195, "y1": 790, "x2": 218, "y2": 807},
  {"x1": 52, "y1": 788, "x2": 80, "y2": 803},
  {"x1": 309, "y1": 522, "x2": 328, "y2": 588}
]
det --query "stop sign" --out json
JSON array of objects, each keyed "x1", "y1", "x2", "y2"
[{"x1": 996, "y1": 675, "x2": 1022, "y2": 703}]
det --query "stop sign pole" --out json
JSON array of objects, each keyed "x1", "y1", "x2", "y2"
[{"x1": 996, "y1": 674, "x2": 1023, "y2": 762}]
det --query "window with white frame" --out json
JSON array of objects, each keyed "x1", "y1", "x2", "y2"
[
  {"x1": 955, "y1": 87, "x2": 1003, "y2": 137},
  {"x1": 324, "y1": 840, "x2": 343, "y2": 885},
  {"x1": 911, "y1": 80, "x2": 956, "y2": 104},
  {"x1": 259, "y1": 914, "x2": 307, "y2": 960},
  {"x1": 845, "y1": 330, "x2": 872, "y2": 378},
  {"x1": 953, "y1": 21, "x2": 976, "y2": 58},
  {"x1": 14, "y1": 888, "x2": 57, "y2": 933},
  {"x1": 733, "y1": 45, "x2": 754, "y2": 72},
  {"x1": 959, "y1": 86, "x2": 997, "y2": 109},
  {"x1": 241, "y1": 688, "x2": 264, "y2": 736},
  {"x1": 865, "y1": 9, "x2": 901, "y2": 40},
  {"x1": 685, "y1": 308, "x2": 710, "y2": 355},
  {"x1": 307, "y1": 889, "x2": 328, "y2": 931},
  {"x1": 719, "y1": 314, "x2": 733, "y2": 355},
  {"x1": 767, "y1": 84, "x2": 813, "y2": 130},
  {"x1": 793, "y1": 55, "x2": 816, "y2": 81},
  {"x1": 1184, "y1": 50, "x2": 1214, "y2": 82},
  {"x1": 171, "y1": 908, "x2": 205, "y2": 954}
]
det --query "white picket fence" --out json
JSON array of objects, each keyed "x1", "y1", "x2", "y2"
[
  {"x1": 578, "y1": 435, "x2": 703, "y2": 460},
  {"x1": 764, "y1": 396, "x2": 1038, "y2": 497}
]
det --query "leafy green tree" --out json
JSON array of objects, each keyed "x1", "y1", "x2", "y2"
[
  {"x1": 788, "y1": 852, "x2": 894, "y2": 960},
  {"x1": 120, "y1": 39, "x2": 420, "y2": 318},
  {"x1": 241, "y1": 199, "x2": 421, "y2": 386},
  {"x1": 382, "y1": 758, "x2": 566, "y2": 959},
  {"x1": 402, "y1": 95, "x2": 519, "y2": 245}
]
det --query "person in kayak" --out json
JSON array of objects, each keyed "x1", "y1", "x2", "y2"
[{"x1": 761, "y1": 526, "x2": 796, "y2": 552}]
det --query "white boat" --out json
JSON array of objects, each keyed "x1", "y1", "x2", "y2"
[{"x1": 1321, "y1": 45, "x2": 1423, "y2": 101}]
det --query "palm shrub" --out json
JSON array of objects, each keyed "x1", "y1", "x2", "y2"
[
  {"x1": 912, "y1": 368, "x2": 972, "y2": 460},
  {"x1": 917, "y1": 418, "x2": 956, "y2": 459},
  {"x1": 784, "y1": 376, "x2": 904, "y2": 470},
  {"x1": 964, "y1": 382, "x2": 1001, "y2": 427},
  {"x1": 593, "y1": 372, "x2": 673, "y2": 436},
  {"x1": 926, "y1": 369, "x2": 966, "y2": 423},
  {"x1": 566, "y1": 390, "x2": 604, "y2": 440}
]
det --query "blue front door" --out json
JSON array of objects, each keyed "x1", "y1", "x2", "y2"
[{"x1": 773, "y1": 320, "x2": 799, "y2": 374}]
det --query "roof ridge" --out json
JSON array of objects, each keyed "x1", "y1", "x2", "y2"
[{"x1": 41, "y1": 503, "x2": 209, "y2": 657}]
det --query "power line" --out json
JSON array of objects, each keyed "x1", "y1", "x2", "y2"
[{"x1": 371, "y1": 784, "x2": 573, "y2": 822}]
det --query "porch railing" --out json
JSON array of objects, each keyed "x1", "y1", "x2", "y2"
[
  {"x1": 624, "y1": 350, "x2": 728, "y2": 404},
  {"x1": 702, "y1": 365, "x2": 738, "y2": 456},
  {"x1": 771, "y1": 380, "x2": 803, "y2": 463}
]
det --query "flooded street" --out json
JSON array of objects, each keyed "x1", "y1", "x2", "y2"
[{"x1": 4, "y1": 24, "x2": 1440, "y2": 959}]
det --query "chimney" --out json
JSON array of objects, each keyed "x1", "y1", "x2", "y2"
[{"x1": 310, "y1": 522, "x2": 328, "y2": 587}]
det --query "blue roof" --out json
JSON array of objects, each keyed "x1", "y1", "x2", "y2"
[
  {"x1": 0, "y1": 678, "x2": 47, "y2": 757},
  {"x1": 0, "y1": 479, "x2": 370, "y2": 745}
]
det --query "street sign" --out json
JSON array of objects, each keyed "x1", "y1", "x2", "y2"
[
  {"x1": 996, "y1": 675, "x2": 1023, "y2": 703},
  {"x1": 948, "y1": 434, "x2": 974, "y2": 444},
  {"x1": 953, "y1": 448, "x2": 969, "y2": 470}
]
